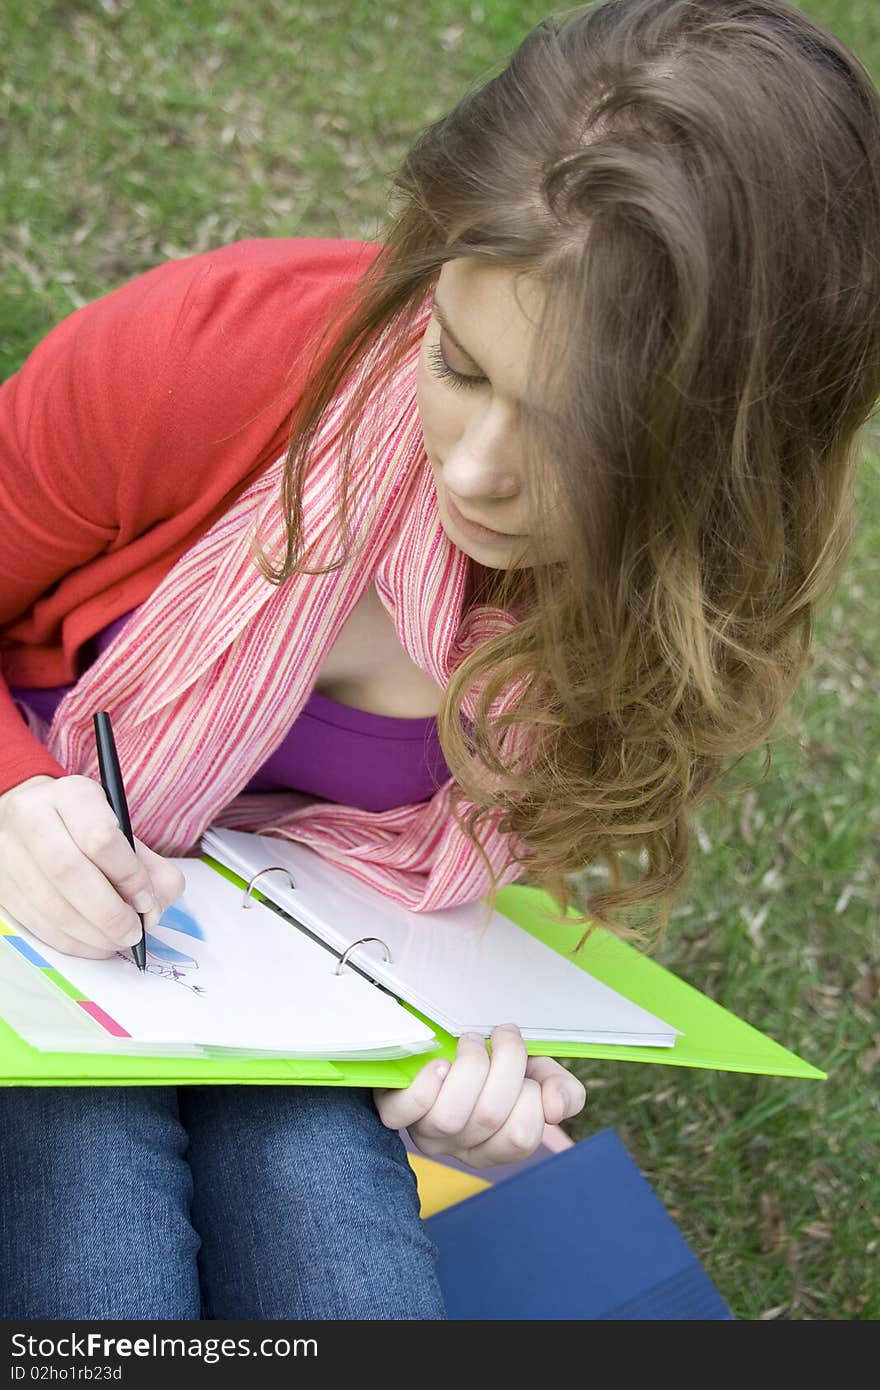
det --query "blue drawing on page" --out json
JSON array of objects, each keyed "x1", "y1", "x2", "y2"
[
  {"x1": 156, "y1": 903, "x2": 206, "y2": 941},
  {"x1": 114, "y1": 902, "x2": 208, "y2": 995},
  {"x1": 144, "y1": 933, "x2": 197, "y2": 965}
]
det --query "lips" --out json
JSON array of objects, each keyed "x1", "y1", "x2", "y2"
[
  {"x1": 460, "y1": 509, "x2": 507, "y2": 532},
  {"x1": 447, "y1": 496, "x2": 522, "y2": 538}
]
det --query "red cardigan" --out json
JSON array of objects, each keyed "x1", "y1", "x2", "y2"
[{"x1": 0, "y1": 237, "x2": 381, "y2": 798}]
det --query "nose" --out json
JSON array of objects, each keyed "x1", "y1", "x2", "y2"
[{"x1": 440, "y1": 439, "x2": 520, "y2": 503}]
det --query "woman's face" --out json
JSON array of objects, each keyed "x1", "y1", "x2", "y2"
[{"x1": 416, "y1": 257, "x2": 565, "y2": 569}]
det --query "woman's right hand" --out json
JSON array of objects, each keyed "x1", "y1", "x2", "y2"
[{"x1": 0, "y1": 774, "x2": 186, "y2": 959}]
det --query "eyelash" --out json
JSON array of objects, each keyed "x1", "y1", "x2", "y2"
[{"x1": 426, "y1": 340, "x2": 485, "y2": 392}]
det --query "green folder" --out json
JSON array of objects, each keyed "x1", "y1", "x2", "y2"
[{"x1": 0, "y1": 855, "x2": 824, "y2": 1087}]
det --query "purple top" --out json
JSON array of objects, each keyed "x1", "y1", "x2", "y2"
[{"x1": 9, "y1": 609, "x2": 451, "y2": 813}]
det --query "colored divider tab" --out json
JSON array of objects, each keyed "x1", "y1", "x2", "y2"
[
  {"x1": 4, "y1": 936, "x2": 51, "y2": 968},
  {"x1": 76, "y1": 1000, "x2": 131, "y2": 1038},
  {"x1": 42, "y1": 969, "x2": 88, "y2": 1002}
]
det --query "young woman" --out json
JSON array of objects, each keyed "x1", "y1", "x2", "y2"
[{"x1": 1, "y1": 0, "x2": 878, "y2": 1320}]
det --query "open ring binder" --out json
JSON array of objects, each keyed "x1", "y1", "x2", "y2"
[
  {"x1": 335, "y1": 937, "x2": 394, "y2": 976},
  {"x1": 242, "y1": 866, "x2": 393, "y2": 977},
  {"x1": 241, "y1": 866, "x2": 297, "y2": 908}
]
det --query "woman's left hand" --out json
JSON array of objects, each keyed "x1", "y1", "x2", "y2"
[{"x1": 372, "y1": 1023, "x2": 587, "y2": 1170}]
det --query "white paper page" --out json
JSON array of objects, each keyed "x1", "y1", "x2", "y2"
[
  {"x1": 0, "y1": 932, "x2": 206, "y2": 1056},
  {"x1": 0, "y1": 860, "x2": 436, "y2": 1058},
  {"x1": 201, "y1": 829, "x2": 680, "y2": 1046}
]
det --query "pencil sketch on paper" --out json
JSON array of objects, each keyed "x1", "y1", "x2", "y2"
[{"x1": 114, "y1": 902, "x2": 208, "y2": 996}]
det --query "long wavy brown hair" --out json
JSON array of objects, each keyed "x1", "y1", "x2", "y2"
[{"x1": 251, "y1": 0, "x2": 880, "y2": 947}]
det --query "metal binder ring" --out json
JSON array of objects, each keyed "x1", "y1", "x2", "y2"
[
  {"x1": 242, "y1": 866, "x2": 297, "y2": 909},
  {"x1": 334, "y1": 936, "x2": 393, "y2": 975}
]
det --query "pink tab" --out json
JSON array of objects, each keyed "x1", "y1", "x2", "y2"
[{"x1": 77, "y1": 1000, "x2": 131, "y2": 1038}]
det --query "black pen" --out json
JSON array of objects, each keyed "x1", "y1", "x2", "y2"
[{"x1": 94, "y1": 710, "x2": 147, "y2": 973}]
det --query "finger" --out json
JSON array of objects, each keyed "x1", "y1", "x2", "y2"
[
  {"x1": 27, "y1": 794, "x2": 158, "y2": 950},
  {"x1": 371, "y1": 1056, "x2": 451, "y2": 1131},
  {"x1": 54, "y1": 776, "x2": 163, "y2": 909},
  {"x1": 135, "y1": 837, "x2": 187, "y2": 906},
  {"x1": 521, "y1": 1055, "x2": 571, "y2": 1085},
  {"x1": 407, "y1": 1032, "x2": 493, "y2": 1145},
  {"x1": 0, "y1": 863, "x2": 117, "y2": 959},
  {"x1": 455, "y1": 1023, "x2": 530, "y2": 1149},
  {"x1": 456, "y1": 1076, "x2": 546, "y2": 1170},
  {"x1": 2, "y1": 819, "x2": 145, "y2": 956},
  {"x1": 423, "y1": 1023, "x2": 528, "y2": 1152},
  {"x1": 524, "y1": 1056, "x2": 587, "y2": 1124}
]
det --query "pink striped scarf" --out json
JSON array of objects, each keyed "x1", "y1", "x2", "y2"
[{"x1": 43, "y1": 303, "x2": 532, "y2": 910}]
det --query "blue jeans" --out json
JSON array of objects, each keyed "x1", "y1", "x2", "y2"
[{"x1": 0, "y1": 1085, "x2": 447, "y2": 1320}]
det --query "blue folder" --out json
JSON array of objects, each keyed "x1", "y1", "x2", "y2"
[{"x1": 424, "y1": 1128, "x2": 734, "y2": 1320}]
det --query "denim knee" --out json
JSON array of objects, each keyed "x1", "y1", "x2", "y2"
[
  {"x1": 0, "y1": 1085, "x2": 447, "y2": 1320},
  {"x1": 180, "y1": 1085, "x2": 447, "y2": 1319},
  {"x1": 0, "y1": 1086, "x2": 201, "y2": 1320}
]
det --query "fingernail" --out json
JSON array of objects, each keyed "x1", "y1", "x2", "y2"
[
  {"x1": 132, "y1": 891, "x2": 157, "y2": 914},
  {"x1": 461, "y1": 1031, "x2": 485, "y2": 1044},
  {"x1": 435, "y1": 1062, "x2": 450, "y2": 1081},
  {"x1": 555, "y1": 1088, "x2": 569, "y2": 1117}
]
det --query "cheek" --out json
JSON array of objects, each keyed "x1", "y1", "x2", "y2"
[{"x1": 416, "y1": 347, "x2": 455, "y2": 453}]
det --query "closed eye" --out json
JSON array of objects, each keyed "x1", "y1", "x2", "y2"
[{"x1": 426, "y1": 339, "x2": 486, "y2": 392}]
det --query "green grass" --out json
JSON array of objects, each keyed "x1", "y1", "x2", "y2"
[{"x1": 2, "y1": 0, "x2": 878, "y2": 1320}]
